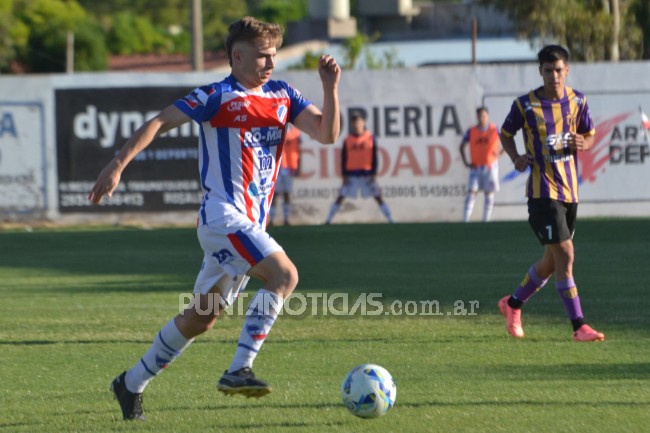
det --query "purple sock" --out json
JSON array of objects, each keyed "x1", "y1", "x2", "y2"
[
  {"x1": 512, "y1": 265, "x2": 549, "y2": 304},
  {"x1": 556, "y1": 278, "x2": 584, "y2": 320}
]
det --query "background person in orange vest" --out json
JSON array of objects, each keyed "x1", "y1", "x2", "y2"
[
  {"x1": 325, "y1": 111, "x2": 394, "y2": 224},
  {"x1": 270, "y1": 124, "x2": 301, "y2": 225},
  {"x1": 459, "y1": 106, "x2": 502, "y2": 222}
]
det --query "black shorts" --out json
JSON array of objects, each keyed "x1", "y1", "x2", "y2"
[{"x1": 527, "y1": 198, "x2": 577, "y2": 245}]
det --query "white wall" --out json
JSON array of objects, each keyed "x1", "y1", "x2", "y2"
[{"x1": 1, "y1": 62, "x2": 649, "y2": 223}]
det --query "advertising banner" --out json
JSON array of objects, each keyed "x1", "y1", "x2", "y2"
[
  {"x1": 50, "y1": 64, "x2": 650, "y2": 223},
  {"x1": 56, "y1": 87, "x2": 201, "y2": 213},
  {"x1": 0, "y1": 102, "x2": 46, "y2": 217}
]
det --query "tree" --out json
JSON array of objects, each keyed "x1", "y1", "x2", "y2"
[
  {"x1": 0, "y1": 0, "x2": 29, "y2": 72},
  {"x1": 248, "y1": 0, "x2": 307, "y2": 31},
  {"x1": 107, "y1": 11, "x2": 170, "y2": 55},
  {"x1": 632, "y1": 0, "x2": 650, "y2": 59},
  {"x1": 202, "y1": 0, "x2": 248, "y2": 51},
  {"x1": 479, "y1": 0, "x2": 643, "y2": 61},
  {"x1": 15, "y1": 0, "x2": 107, "y2": 72}
]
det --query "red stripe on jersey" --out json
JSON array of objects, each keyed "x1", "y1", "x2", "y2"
[
  {"x1": 182, "y1": 97, "x2": 199, "y2": 109},
  {"x1": 227, "y1": 233, "x2": 257, "y2": 266},
  {"x1": 210, "y1": 95, "x2": 290, "y2": 128},
  {"x1": 240, "y1": 135, "x2": 255, "y2": 222}
]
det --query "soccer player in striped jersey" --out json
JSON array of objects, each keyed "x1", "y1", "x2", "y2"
[
  {"x1": 89, "y1": 16, "x2": 341, "y2": 420},
  {"x1": 497, "y1": 45, "x2": 604, "y2": 342},
  {"x1": 459, "y1": 106, "x2": 502, "y2": 222}
]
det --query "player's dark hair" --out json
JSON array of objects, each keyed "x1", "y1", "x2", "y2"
[
  {"x1": 225, "y1": 16, "x2": 283, "y2": 66},
  {"x1": 537, "y1": 45, "x2": 570, "y2": 66},
  {"x1": 476, "y1": 106, "x2": 488, "y2": 116}
]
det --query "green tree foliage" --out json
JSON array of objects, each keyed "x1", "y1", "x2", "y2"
[
  {"x1": 340, "y1": 32, "x2": 404, "y2": 70},
  {"x1": 365, "y1": 46, "x2": 405, "y2": 70},
  {"x1": 73, "y1": 19, "x2": 108, "y2": 70},
  {"x1": 202, "y1": 0, "x2": 249, "y2": 51},
  {"x1": 3, "y1": 0, "x2": 315, "y2": 72},
  {"x1": 108, "y1": 11, "x2": 170, "y2": 55},
  {"x1": 632, "y1": 0, "x2": 650, "y2": 59},
  {"x1": 248, "y1": 0, "x2": 307, "y2": 31},
  {"x1": 342, "y1": 33, "x2": 379, "y2": 69},
  {"x1": 15, "y1": 0, "x2": 106, "y2": 72},
  {"x1": 479, "y1": 0, "x2": 643, "y2": 61},
  {"x1": 287, "y1": 49, "x2": 321, "y2": 69},
  {"x1": 0, "y1": 0, "x2": 29, "y2": 71}
]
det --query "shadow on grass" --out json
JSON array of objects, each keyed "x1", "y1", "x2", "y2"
[
  {"x1": 489, "y1": 362, "x2": 650, "y2": 381},
  {"x1": 399, "y1": 398, "x2": 650, "y2": 408}
]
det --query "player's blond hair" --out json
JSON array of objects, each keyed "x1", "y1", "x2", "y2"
[{"x1": 225, "y1": 16, "x2": 283, "y2": 66}]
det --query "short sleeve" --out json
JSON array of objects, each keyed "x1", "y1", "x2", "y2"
[
  {"x1": 501, "y1": 99, "x2": 524, "y2": 138},
  {"x1": 577, "y1": 96, "x2": 595, "y2": 136},
  {"x1": 173, "y1": 84, "x2": 222, "y2": 123},
  {"x1": 278, "y1": 81, "x2": 312, "y2": 123}
]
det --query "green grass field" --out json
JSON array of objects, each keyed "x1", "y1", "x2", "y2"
[{"x1": 1, "y1": 219, "x2": 649, "y2": 433}]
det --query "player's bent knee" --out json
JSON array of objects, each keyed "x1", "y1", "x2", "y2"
[
  {"x1": 277, "y1": 262, "x2": 299, "y2": 294},
  {"x1": 176, "y1": 311, "x2": 218, "y2": 337}
]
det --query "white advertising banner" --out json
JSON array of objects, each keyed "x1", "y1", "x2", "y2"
[
  {"x1": 277, "y1": 68, "x2": 480, "y2": 223},
  {"x1": 0, "y1": 102, "x2": 47, "y2": 217},
  {"x1": 2, "y1": 60, "x2": 649, "y2": 223}
]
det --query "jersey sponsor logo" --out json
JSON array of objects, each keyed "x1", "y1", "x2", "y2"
[
  {"x1": 243, "y1": 127, "x2": 283, "y2": 148},
  {"x1": 213, "y1": 249, "x2": 235, "y2": 266},
  {"x1": 545, "y1": 132, "x2": 572, "y2": 150},
  {"x1": 227, "y1": 100, "x2": 251, "y2": 112}
]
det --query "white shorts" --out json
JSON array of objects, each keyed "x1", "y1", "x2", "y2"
[
  {"x1": 340, "y1": 176, "x2": 381, "y2": 199},
  {"x1": 193, "y1": 212, "x2": 283, "y2": 305},
  {"x1": 274, "y1": 168, "x2": 295, "y2": 194},
  {"x1": 468, "y1": 162, "x2": 499, "y2": 193}
]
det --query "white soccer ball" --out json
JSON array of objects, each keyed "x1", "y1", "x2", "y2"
[{"x1": 341, "y1": 364, "x2": 397, "y2": 418}]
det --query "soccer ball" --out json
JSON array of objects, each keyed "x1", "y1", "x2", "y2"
[{"x1": 340, "y1": 364, "x2": 396, "y2": 418}]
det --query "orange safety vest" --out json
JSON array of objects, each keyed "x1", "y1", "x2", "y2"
[
  {"x1": 343, "y1": 130, "x2": 376, "y2": 174},
  {"x1": 468, "y1": 124, "x2": 500, "y2": 167},
  {"x1": 281, "y1": 126, "x2": 301, "y2": 171}
]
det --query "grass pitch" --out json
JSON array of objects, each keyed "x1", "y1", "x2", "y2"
[{"x1": 0, "y1": 219, "x2": 649, "y2": 432}]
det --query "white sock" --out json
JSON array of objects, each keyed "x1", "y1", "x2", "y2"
[
  {"x1": 463, "y1": 193, "x2": 476, "y2": 222},
  {"x1": 483, "y1": 193, "x2": 495, "y2": 222},
  {"x1": 282, "y1": 203, "x2": 291, "y2": 224},
  {"x1": 326, "y1": 203, "x2": 340, "y2": 224},
  {"x1": 125, "y1": 318, "x2": 193, "y2": 393},
  {"x1": 379, "y1": 203, "x2": 394, "y2": 223},
  {"x1": 228, "y1": 289, "x2": 282, "y2": 373}
]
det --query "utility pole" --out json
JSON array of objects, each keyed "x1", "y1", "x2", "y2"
[
  {"x1": 471, "y1": 18, "x2": 477, "y2": 65},
  {"x1": 191, "y1": 0, "x2": 204, "y2": 71},
  {"x1": 66, "y1": 31, "x2": 74, "y2": 74}
]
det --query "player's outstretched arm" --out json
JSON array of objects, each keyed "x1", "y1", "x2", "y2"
[
  {"x1": 293, "y1": 54, "x2": 341, "y2": 145},
  {"x1": 88, "y1": 105, "x2": 190, "y2": 205}
]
